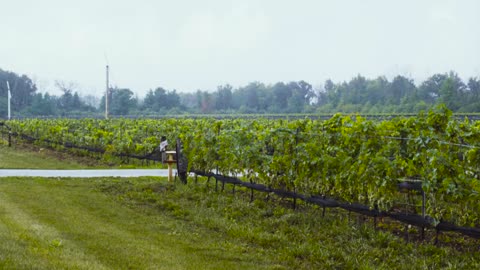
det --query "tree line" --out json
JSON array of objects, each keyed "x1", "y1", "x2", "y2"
[{"x1": 1, "y1": 68, "x2": 479, "y2": 118}]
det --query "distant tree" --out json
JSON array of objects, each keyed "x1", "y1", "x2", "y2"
[
  {"x1": 447, "y1": 71, "x2": 467, "y2": 106},
  {"x1": 437, "y1": 73, "x2": 467, "y2": 111},
  {"x1": 143, "y1": 89, "x2": 156, "y2": 110},
  {"x1": 214, "y1": 84, "x2": 233, "y2": 111},
  {"x1": 257, "y1": 83, "x2": 272, "y2": 112},
  {"x1": 291, "y1": 80, "x2": 315, "y2": 104},
  {"x1": 365, "y1": 76, "x2": 389, "y2": 105},
  {"x1": 418, "y1": 74, "x2": 448, "y2": 104},
  {"x1": 0, "y1": 69, "x2": 37, "y2": 111},
  {"x1": 245, "y1": 83, "x2": 260, "y2": 111},
  {"x1": 147, "y1": 88, "x2": 164, "y2": 111},
  {"x1": 467, "y1": 77, "x2": 480, "y2": 99},
  {"x1": 166, "y1": 90, "x2": 181, "y2": 109},
  {"x1": 72, "y1": 92, "x2": 82, "y2": 110},
  {"x1": 313, "y1": 84, "x2": 328, "y2": 106},
  {"x1": 287, "y1": 90, "x2": 305, "y2": 113},
  {"x1": 346, "y1": 75, "x2": 368, "y2": 104},
  {"x1": 388, "y1": 75, "x2": 416, "y2": 105},
  {"x1": 272, "y1": 82, "x2": 291, "y2": 110},
  {"x1": 178, "y1": 92, "x2": 197, "y2": 110},
  {"x1": 324, "y1": 79, "x2": 340, "y2": 107},
  {"x1": 195, "y1": 90, "x2": 203, "y2": 110},
  {"x1": 53, "y1": 81, "x2": 94, "y2": 113},
  {"x1": 81, "y1": 94, "x2": 100, "y2": 108},
  {"x1": 29, "y1": 93, "x2": 57, "y2": 116},
  {"x1": 185, "y1": 89, "x2": 214, "y2": 113},
  {"x1": 4, "y1": 65, "x2": 479, "y2": 116},
  {"x1": 200, "y1": 91, "x2": 214, "y2": 113},
  {"x1": 55, "y1": 80, "x2": 76, "y2": 111},
  {"x1": 0, "y1": 95, "x2": 7, "y2": 117},
  {"x1": 99, "y1": 88, "x2": 137, "y2": 115},
  {"x1": 143, "y1": 87, "x2": 181, "y2": 112},
  {"x1": 438, "y1": 78, "x2": 456, "y2": 109}
]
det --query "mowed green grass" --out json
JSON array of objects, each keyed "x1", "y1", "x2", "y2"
[
  {"x1": 0, "y1": 144, "x2": 163, "y2": 169},
  {"x1": 0, "y1": 144, "x2": 90, "y2": 169},
  {"x1": 0, "y1": 177, "x2": 278, "y2": 269},
  {"x1": 2, "y1": 177, "x2": 480, "y2": 270}
]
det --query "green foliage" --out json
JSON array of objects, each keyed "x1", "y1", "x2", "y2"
[
  {"x1": 3, "y1": 67, "x2": 480, "y2": 118},
  {"x1": 7, "y1": 108, "x2": 480, "y2": 228},
  {"x1": 142, "y1": 87, "x2": 181, "y2": 112}
]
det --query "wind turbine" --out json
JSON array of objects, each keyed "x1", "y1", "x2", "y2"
[{"x1": 6, "y1": 81, "x2": 11, "y2": 120}]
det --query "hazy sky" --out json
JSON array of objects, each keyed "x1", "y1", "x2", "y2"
[{"x1": 1, "y1": 0, "x2": 479, "y2": 96}]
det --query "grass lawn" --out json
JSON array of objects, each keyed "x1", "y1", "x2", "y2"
[
  {"x1": 0, "y1": 177, "x2": 280, "y2": 269},
  {"x1": 0, "y1": 144, "x2": 91, "y2": 169},
  {"x1": 1, "y1": 177, "x2": 479, "y2": 269},
  {"x1": 0, "y1": 144, "x2": 163, "y2": 169}
]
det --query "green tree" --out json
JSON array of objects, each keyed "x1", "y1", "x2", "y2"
[
  {"x1": 346, "y1": 75, "x2": 368, "y2": 104},
  {"x1": 388, "y1": 75, "x2": 416, "y2": 105},
  {"x1": 72, "y1": 92, "x2": 82, "y2": 110},
  {"x1": 272, "y1": 82, "x2": 291, "y2": 111},
  {"x1": 438, "y1": 78, "x2": 458, "y2": 110},
  {"x1": 467, "y1": 77, "x2": 480, "y2": 99},
  {"x1": 287, "y1": 90, "x2": 305, "y2": 113},
  {"x1": 100, "y1": 88, "x2": 137, "y2": 115},
  {"x1": 419, "y1": 74, "x2": 448, "y2": 104},
  {"x1": 324, "y1": 79, "x2": 340, "y2": 108},
  {"x1": 166, "y1": 90, "x2": 181, "y2": 109},
  {"x1": 143, "y1": 87, "x2": 181, "y2": 112},
  {"x1": 55, "y1": 81, "x2": 76, "y2": 111},
  {"x1": 214, "y1": 84, "x2": 233, "y2": 111},
  {"x1": 0, "y1": 95, "x2": 6, "y2": 118},
  {"x1": 365, "y1": 76, "x2": 389, "y2": 105},
  {"x1": 0, "y1": 69, "x2": 37, "y2": 112},
  {"x1": 200, "y1": 91, "x2": 214, "y2": 113},
  {"x1": 29, "y1": 93, "x2": 57, "y2": 116}
]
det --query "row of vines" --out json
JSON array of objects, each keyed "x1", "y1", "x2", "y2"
[{"x1": 3, "y1": 106, "x2": 480, "y2": 230}]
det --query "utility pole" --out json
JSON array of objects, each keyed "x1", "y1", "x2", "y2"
[
  {"x1": 105, "y1": 65, "x2": 109, "y2": 119},
  {"x1": 6, "y1": 81, "x2": 11, "y2": 120}
]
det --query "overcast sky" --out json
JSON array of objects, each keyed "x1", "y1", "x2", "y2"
[{"x1": 1, "y1": 0, "x2": 479, "y2": 96}]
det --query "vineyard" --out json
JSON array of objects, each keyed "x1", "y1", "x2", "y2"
[{"x1": 2, "y1": 106, "x2": 480, "y2": 241}]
